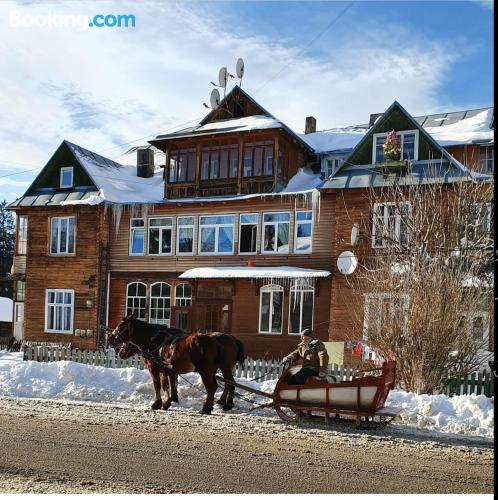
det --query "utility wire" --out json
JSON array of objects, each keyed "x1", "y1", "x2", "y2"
[{"x1": 252, "y1": 2, "x2": 355, "y2": 95}]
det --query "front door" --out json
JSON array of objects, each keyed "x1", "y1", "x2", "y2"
[
  {"x1": 13, "y1": 302, "x2": 24, "y2": 340},
  {"x1": 194, "y1": 303, "x2": 231, "y2": 333}
]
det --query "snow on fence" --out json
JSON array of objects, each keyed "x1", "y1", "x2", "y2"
[{"x1": 20, "y1": 345, "x2": 494, "y2": 397}]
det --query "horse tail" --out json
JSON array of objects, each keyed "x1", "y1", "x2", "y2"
[{"x1": 235, "y1": 338, "x2": 245, "y2": 364}]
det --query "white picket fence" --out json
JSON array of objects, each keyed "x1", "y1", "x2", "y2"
[{"x1": 22, "y1": 345, "x2": 357, "y2": 381}]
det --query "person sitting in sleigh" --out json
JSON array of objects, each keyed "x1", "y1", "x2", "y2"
[{"x1": 282, "y1": 328, "x2": 329, "y2": 385}]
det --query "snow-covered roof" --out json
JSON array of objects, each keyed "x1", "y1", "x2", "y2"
[
  {"x1": 0, "y1": 297, "x2": 13, "y2": 323},
  {"x1": 302, "y1": 107, "x2": 493, "y2": 154},
  {"x1": 280, "y1": 167, "x2": 323, "y2": 192},
  {"x1": 196, "y1": 115, "x2": 281, "y2": 133},
  {"x1": 425, "y1": 108, "x2": 494, "y2": 147},
  {"x1": 61, "y1": 141, "x2": 164, "y2": 206},
  {"x1": 178, "y1": 266, "x2": 331, "y2": 280},
  {"x1": 299, "y1": 127, "x2": 367, "y2": 154}
]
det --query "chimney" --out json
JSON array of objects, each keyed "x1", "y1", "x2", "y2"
[
  {"x1": 305, "y1": 116, "x2": 316, "y2": 134},
  {"x1": 137, "y1": 147, "x2": 155, "y2": 178}
]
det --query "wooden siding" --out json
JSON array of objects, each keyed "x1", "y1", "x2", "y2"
[
  {"x1": 445, "y1": 144, "x2": 486, "y2": 172},
  {"x1": 326, "y1": 187, "x2": 494, "y2": 362},
  {"x1": 108, "y1": 195, "x2": 334, "y2": 274},
  {"x1": 108, "y1": 276, "x2": 331, "y2": 360},
  {"x1": 16, "y1": 205, "x2": 108, "y2": 349}
]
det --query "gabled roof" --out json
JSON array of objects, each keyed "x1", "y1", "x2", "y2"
[
  {"x1": 301, "y1": 106, "x2": 493, "y2": 154},
  {"x1": 9, "y1": 140, "x2": 164, "y2": 208},
  {"x1": 340, "y1": 100, "x2": 466, "y2": 170},
  {"x1": 150, "y1": 85, "x2": 314, "y2": 153}
]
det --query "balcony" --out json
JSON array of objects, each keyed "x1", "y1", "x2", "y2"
[{"x1": 166, "y1": 175, "x2": 277, "y2": 199}]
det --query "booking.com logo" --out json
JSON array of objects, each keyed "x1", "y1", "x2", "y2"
[{"x1": 9, "y1": 10, "x2": 136, "y2": 31}]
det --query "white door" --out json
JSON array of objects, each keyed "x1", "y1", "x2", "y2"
[{"x1": 13, "y1": 302, "x2": 24, "y2": 340}]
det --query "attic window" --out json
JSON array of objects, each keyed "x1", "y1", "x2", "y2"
[
  {"x1": 372, "y1": 130, "x2": 419, "y2": 163},
  {"x1": 60, "y1": 167, "x2": 74, "y2": 188}
]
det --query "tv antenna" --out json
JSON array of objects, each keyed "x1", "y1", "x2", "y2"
[
  {"x1": 203, "y1": 88, "x2": 221, "y2": 110},
  {"x1": 235, "y1": 58, "x2": 245, "y2": 86}
]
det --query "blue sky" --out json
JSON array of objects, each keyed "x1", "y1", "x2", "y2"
[{"x1": 0, "y1": 0, "x2": 493, "y2": 202}]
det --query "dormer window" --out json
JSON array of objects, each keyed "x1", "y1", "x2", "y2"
[
  {"x1": 373, "y1": 130, "x2": 419, "y2": 163},
  {"x1": 60, "y1": 167, "x2": 74, "y2": 188}
]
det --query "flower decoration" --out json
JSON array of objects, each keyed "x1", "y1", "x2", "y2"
[{"x1": 383, "y1": 130, "x2": 401, "y2": 161}]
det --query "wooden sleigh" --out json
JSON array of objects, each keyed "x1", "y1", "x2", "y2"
[{"x1": 217, "y1": 360, "x2": 400, "y2": 429}]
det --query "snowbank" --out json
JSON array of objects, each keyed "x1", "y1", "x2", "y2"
[{"x1": 0, "y1": 352, "x2": 493, "y2": 439}]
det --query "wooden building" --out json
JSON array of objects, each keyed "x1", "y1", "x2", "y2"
[{"x1": 7, "y1": 86, "x2": 494, "y2": 360}]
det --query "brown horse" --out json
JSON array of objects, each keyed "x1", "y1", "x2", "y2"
[{"x1": 107, "y1": 315, "x2": 245, "y2": 414}]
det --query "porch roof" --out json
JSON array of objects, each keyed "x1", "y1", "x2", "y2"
[{"x1": 178, "y1": 266, "x2": 331, "y2": 280}]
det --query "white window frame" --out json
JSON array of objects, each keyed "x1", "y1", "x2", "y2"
[
  {"x1": 323, "y1": 157, "x2": 343, "y2": 178},
  {"x1": 16, "y1": 280, "x2": 25, "y2": 302},
  {"x1": 371, "y1": 202, "x2": 411, "y2": 249},
  {"x1": 294, "y1": 210, "x2": 313, "y2": 254},
  {"x1": 372, "y1": 130, "x2": 419, "y2": 163},
  {"x1": 176, "y1": 216, "x2": 196, "y2": 256},
  {"x1": 259, "y1": 284, "x2": 284, "y2": 335},
  {"x1": 463, "y1": 310, "x2": 490, "y2": 347},
  {"x1": 175, "y1": 283, "x2": 192, "y2": 307},
  {"x1": 60, "y1": 166, "x2": 74, "y2": 188},
  {"x1": 50, "y1": 216, "x2": 76, "y2": 255},
  {"x1": 288, "y1": 283, "x2": 315, "y2": 335},
  {"x1": 45, "y1": 289, "x2": 74, "y2": 334},
  {"x1": 17, "y1": 215, "x2": 28, "y2": 255},
  {"x1": 198, "y1": 214, "x2": 235, "y2": 255},
  {"x1": 238, "y1": 213, "x2": 258, "y2": 255},
  {"x1": 149, "y1": 282, "x2": 171, "y2": 326},
  {"x1": 126, "y1": 282, "x2": 147, "y2": 320},
  {"x1": 479, "y1": 145, "x2": 493, "y2": 173},
  {"x1": 129, "y1": 218, "x2": 145, "y2": 256},
  {"x1": 147, "y1": 217, "x2": 173, "y2": 256},
  {"x1": 363, "y1": 293, "x2": 409, "y2": 340},
  {"x1": 261, "y1": 212, "x2": 291, "y2": 254}
]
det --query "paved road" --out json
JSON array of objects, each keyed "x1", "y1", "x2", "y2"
[{"x1": 0, "y1": 397, "x2": 493, "y2": 493}]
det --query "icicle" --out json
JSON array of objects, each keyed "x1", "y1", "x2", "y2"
[{"x1": 111, "y1": 203, "x2": 124, "y2": 235}]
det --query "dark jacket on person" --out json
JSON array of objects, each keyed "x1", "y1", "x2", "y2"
[{"x1": 286, "y1": 339, "x2": 329, "y2": 372}]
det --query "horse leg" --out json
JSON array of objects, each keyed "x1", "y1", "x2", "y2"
[
  {"x1": 160, "y1": 372, "x2": 172, "y2": 410},
  {"x1": 216, "y1": 382, "x2": 228, "y2": 406},
  {"x1": 220, "y1": 367, "x2": 235, "y2": 411},
  {"x1": 170, "y1": 373, "x2": 179, "y2": 403},
  {"x1": 150, "y1": 366, "x2": 162, "y2": 410},
  {"x1": 199, "y1": 369, "x2": 217, "y2": 415}
]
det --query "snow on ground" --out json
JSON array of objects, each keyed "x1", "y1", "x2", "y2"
[{"x1": 0, "y1": 352, "x2": 493, "y2": 439}]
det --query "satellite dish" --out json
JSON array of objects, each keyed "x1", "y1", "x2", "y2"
[
  {"x1": 351, "y1": 223, "x2": 360, "y2": 246},
  {"x1": 236, "y1": 58, "x2": 245, "y2": 79},
  {"x1": 337, "y1": 251, "x2": 358, "y2": 275},
  {"x1": 218, "y1": 67, "x2": 228, "y2": 88},
  {"x1": 210, "y1": 88, "x2": 220, "y2": 109}
]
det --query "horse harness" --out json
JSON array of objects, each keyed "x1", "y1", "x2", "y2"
[{"x1": 114, "y1": 320, "x2": 188, "y2": 371}]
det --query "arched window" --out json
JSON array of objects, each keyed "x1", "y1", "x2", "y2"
[
  {"x1": 289, "y1": 283, "x2": 314, "y2": 335},
  {"x1": 259, "y1": 284, "x2": 284, "y2": 334},
  {"x1": 149, "y1": 282, "x2": 171, "y2": 325},
  {"x1": 126, "y1": 282, "x2": 147, "y2": 320},
  {"x1": 175, "y1": 283, "x2": 192, "y2": 307}
]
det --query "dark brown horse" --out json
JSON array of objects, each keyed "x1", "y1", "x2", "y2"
[{"x1": 107, "y1": 315, "x2": 245, "y2": 414}]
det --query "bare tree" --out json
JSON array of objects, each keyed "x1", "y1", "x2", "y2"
[{"x1": 345, "y1": 165, "x2": 493, "y2": 394}]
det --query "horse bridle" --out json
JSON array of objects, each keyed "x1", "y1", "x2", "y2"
[{"x1": 107, "y1": 320, "x2": 137, "y2": 351}]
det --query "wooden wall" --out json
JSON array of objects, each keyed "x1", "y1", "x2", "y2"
[
  {"x1": 445, "y1": 145, "x2": 485, "y2": 172},
  {"x1": 108, "y1": 195, "x2": 334, "y2": 274},
  {"x1": 15, "y1": 205, "x2": 108, "y2": 349}
]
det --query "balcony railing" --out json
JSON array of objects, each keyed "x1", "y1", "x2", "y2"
[{"x1": 166, "y1": 175, "x2": 277, "y2": 199}]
